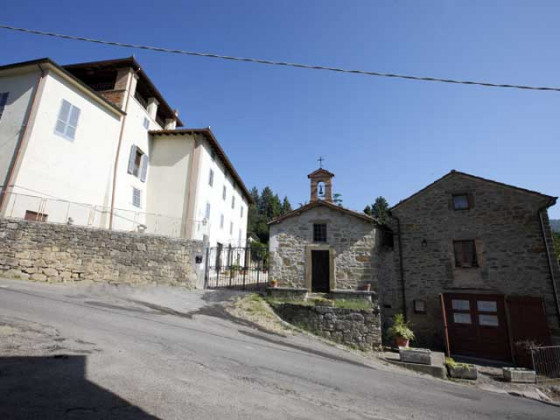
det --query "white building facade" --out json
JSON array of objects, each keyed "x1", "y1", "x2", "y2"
[{"x1": 0, "y1": 57, "x2": 251, "y2": 247}]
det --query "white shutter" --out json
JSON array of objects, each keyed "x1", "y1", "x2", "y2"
[
  {"x1": 140, "y1": 154, "x2": 149, "y2": 182},
  {"x1": 127, "y1": 145, "x2": 137, "y2": 174}
]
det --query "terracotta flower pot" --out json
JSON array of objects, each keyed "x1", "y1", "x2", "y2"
[
  {"x1": 395, "y1": 336, "x2": 410, "y2": 348},
  {"x1": 269, "y1": 280, "x2": 278, "y2": 288}
]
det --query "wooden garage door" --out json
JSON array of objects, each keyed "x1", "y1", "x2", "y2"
[{"x1": 444, "y1": 294, "x2": 511, "y2": 361}]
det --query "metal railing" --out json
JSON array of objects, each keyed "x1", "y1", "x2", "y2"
[
  {"x1": 204, "y1": 245, "x2": 269, "y2": 290},
  {"x1": 2, "y1": 191, "x2": 182, "y2": 238},
  {"x1": 531, "y1": 345, "x2": 560, "y2": 384}
]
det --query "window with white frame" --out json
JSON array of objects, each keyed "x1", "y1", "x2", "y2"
[
  {"x1": 208, "y1": 169, "x2": 214, "y2": 187},
  {"x1": 220, "y1": 214, "x2": 224, "y2": 229},
  {"x1": 223, "y1": 185, "x2": 227, "y2": 200},
  {"x1": 0, "y1": 92, "x2": 9, "y2": 120},
  {"x1": 127, "y1": 145, "x2": 148, "y2": 182},
  {"x1": 205, "y1": 202, "x2": 211, "y2": 220},
  {"x1": 132, "y1": 187, "x2": 141, "y2": 208},
  {"x1": 231, "y1": 195, "x2": 235, "y2": 209},
  {"x1": 55, "y1": 99, "x2": 81, "y2": 140}
]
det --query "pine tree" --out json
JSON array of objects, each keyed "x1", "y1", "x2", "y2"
[
  {"x1": 281, "y1": 196, "x2": 292, "y2": 214},
  {"x1": 364, "y1": 205, "x2": 372, "y2": 216},
  {"x1": 371, "y1": 196, "x2": 390, "y2": 225}
]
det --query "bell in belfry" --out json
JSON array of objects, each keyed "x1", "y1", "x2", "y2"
[{"x1": 319, "y1": 184, "x2": 324, "y2": 195}]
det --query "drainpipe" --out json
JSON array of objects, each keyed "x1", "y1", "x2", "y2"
[
  {"x1": 0, "y1": 64, "x2": 47, "y2": 214},
  {"x1": 538, "y1": 200, "x2": 560, "y2": 325},
  {"x1": 393, "y1": 214, "x2": 408, "y2": 321},
  {"x1": 109, "y1": 68, "x2": 138, "y2": 229}
]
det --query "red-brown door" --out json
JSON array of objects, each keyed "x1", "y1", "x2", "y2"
[
  {"x1": 444, "y1": 293, "x2": 511, "y2": 361},
  {"x1": 507, "y1": 296, "x2": 551, "y2": 367}
]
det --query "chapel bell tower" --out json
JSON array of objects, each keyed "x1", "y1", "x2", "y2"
[{"x1": 308, "y1": 167, "x2": 335, "y2": 203}]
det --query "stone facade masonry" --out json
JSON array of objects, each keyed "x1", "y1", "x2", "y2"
[
  {"x1": 0, "y1": 218, "x2": 204, "y2": 286},
  {"x1": 389, "y1": 173, "x2": 560, "y2": 348},
  {"x1": 269, "y1": 205, "x2": 387, "y2": 291},
  {"x1": 272, "y1": 303, "x2": 382, "y2": 351}
]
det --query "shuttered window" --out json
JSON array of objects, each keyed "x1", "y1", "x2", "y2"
[
  {"x1": 127, "y1": 145, "x2": 148, "y2": 182},
  {"x1": 132, "y1": 187, "x2": 141, "y2": 208},
  {"x1": 55, "y1": 99, "x2": 81, "y2": 140},
  {"x1": 0, "y1": 92, "x2": 9, "y2": 120},
  {"x1": 453, "y1": 240, "x2": 478, "y2": 268}
]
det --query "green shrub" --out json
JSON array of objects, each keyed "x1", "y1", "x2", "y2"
[{"x1": 387, "y1": 313, "x2": 415, "y2": 340}]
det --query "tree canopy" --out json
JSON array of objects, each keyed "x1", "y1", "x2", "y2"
[
  {"x1": 364, "y1": 196, "x2": 390, "y2": 225},
  {"x1": 248, "y1": 187, "x2": 293, "y2": 244}
]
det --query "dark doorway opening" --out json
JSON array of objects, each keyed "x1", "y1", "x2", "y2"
[{"x1": 311, "y1": 250, "x2": 330, "y2": 292}]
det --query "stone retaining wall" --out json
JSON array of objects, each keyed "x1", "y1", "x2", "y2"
[
  {"x1": 0, "y1": 218, "x2": 204, "y2": 286},
  {"x1": 271, "y1": 303, "x2": 382, "y2": 351}
]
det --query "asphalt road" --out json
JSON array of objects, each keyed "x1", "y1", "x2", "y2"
[{"x1": 0, "y1": 278, "x2": 557, "y2": 419}]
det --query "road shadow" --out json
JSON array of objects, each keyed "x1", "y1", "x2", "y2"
[{"x1": 0, "y1": 356, "x2": 159, "y2": 419}]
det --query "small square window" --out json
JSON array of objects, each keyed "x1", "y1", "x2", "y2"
[
  {"x1": 132, "y1": 187, "x2": 141, "y2": 208},
  {"x1": 452, "y1": 194, "x2": 470, "y2": 210},
  {"x1": 453, "y1": 240, "x2": 478, "y2": 268},
  {"x1": 414, "y1": 300, "x2": 426, "y2": 314},
  {"x1": 313, "y1": 224, "x2": 327, "y2": 242}
]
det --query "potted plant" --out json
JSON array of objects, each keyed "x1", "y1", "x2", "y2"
[
  {"x1": 388, "y1": 313, "x2": 415, "y2": 348},
  {"x1": 269, "y1": 279, "x2": 278, "y2": 288}
]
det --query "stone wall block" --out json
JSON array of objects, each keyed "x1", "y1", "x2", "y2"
[{"x1": 0, "y1": 218, "x2": 203, "y2": 287}]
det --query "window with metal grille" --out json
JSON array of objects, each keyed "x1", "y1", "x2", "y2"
[
  {"x1": 0, "y1": 92, "x2": 9, "y2": 120},
  {"x1": 55, "y1": 99, "x2": 81, "y2": 140},
  {"x1": 313, "y1": 224, "x2": 327, "y2": 242},
  {"x1": 453, "y1": 240, "x2": 478, "y2": 268},
  {"x1": 132, "y1": 187, "x2": 141, "y2": 208}
]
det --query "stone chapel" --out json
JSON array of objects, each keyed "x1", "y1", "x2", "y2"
[{"x1": 268, "y1": 168, "x2": 391, "y2": 296}]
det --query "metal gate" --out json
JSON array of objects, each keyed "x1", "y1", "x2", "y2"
[{"x1": 204, "y1": 245, "x2": 268, "y2": 290}]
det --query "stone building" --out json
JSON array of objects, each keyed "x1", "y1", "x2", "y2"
[
  {"x1": 268, "y1": 168, "x2": 390, "y2": 295},
  {"x1": 388, "y1": 170, "x2": 560, "y2": 362}
]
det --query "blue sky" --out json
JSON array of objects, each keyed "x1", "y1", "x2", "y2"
[{"x1": 2, "y1": 1, "x2": 559, "y2": 217}]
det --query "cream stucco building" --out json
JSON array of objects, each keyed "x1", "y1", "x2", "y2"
[{"x1": 0, "y1": 57, "x2": 251, "y2": 246}]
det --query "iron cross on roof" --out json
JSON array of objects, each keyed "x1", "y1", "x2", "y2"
[{"x1": 318, "y1": 156, "x2": 325, "y2": 168}]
